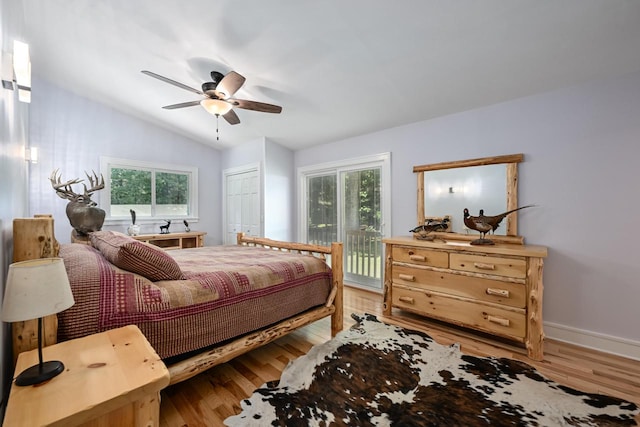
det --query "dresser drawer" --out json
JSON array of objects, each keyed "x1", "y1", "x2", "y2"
[
  {"x1": 392, "y1": 286, "x2": 526, "y2": 341},
  {"x1": 392, "y1": 265, "x2": 526, "y2": 308},
  {"x1": 392, "y1": 246, "x2": 448, "y2": 268},
  {"x1": 450, "y1": 253, "x2": 526, "y2": 279}
]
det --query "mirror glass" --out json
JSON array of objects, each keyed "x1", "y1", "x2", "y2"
[{"x1": 424, "y1": 164, "x2": 507, "y2": 234}]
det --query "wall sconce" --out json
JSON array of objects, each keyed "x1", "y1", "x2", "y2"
[
  {"x1": 25, "y1": 147, "x2": 38, "y2": 163},
  {"x1": 1, "y1": 51, "x2": 14, "y2": 89},
  {"x1": 14, "y1": 41, "x2": 31, "y2": 103},
  {"x1": 1, "y1": 40, "x2": 31, "y2": 103},
  {"x1": 448, "y1": 185, "x2": 468, "y2": 195}
]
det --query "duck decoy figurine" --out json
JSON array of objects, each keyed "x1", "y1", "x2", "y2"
[
  {"x1": 463, "y1": 205, "x2": 534, "y2": 245},
  {"x1": 410, "y1": 217, "x2": 450, "y2": 240}
]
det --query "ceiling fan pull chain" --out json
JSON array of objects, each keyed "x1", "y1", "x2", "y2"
[{"x1": 216, "y1": 114, "x2": 220, "y2": 141}]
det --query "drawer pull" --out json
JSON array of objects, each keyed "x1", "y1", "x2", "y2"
[
  {"x1": 398, "y1": 273, "x2": 416, "y2": 281},
  {"x1": 409, "y1": 255, "x2": 426, "y2": 262},
  {"x1": 487, "y1": 315, "x2": 510, "y2": 327},
  {"x1": 399, "y1": 296, "x2": 415, "y2": 305},
  {"x1": 474, "y1": 262, "x2": 496, "y2": 271},
  {"x1": 486, "y1": 288, "x2": 510, "y2": 298}
]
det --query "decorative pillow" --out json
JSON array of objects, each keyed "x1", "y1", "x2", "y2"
[{"x1": 89, "y1": 230, "x2": 183, "y2": 281}]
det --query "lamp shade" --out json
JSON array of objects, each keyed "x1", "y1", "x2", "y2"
[
  {"x1": 2, "y1": 258, "x2": 75, "y2": 322},
  {"x1": 200, "y1": 98, "x2": 233, "y2": 115}
]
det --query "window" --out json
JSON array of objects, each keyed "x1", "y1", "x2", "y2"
[{"x1": 100, "y1": 157, "x2": 198, "y2": 222}]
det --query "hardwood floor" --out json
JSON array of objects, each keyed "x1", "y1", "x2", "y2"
[{"x1": 160, "y1": 286, "x2": 640, "y2": 426}]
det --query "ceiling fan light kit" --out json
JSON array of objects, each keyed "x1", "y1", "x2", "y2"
[{"x1": 200, "y1": 98, "x2": 232, "y2": 116}]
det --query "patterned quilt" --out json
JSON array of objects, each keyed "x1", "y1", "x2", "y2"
[{"x1": 58, "y1": 244, "x2": 332, "y2": 358}]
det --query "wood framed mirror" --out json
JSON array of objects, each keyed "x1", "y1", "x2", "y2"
[{"x1": 414, "y1": 153, "x2": 525, "y2": 244}]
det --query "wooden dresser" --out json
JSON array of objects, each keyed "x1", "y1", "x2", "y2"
[{"x1": 383, "y1": 236, "x2": 547, "y2": 360}]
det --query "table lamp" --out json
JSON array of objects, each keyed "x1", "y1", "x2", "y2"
[{"x1": 2, "y1": 258, "x2": 75, "y2": 386}]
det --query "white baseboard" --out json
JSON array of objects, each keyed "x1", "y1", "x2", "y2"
[{"x1": 544, "y1": 321, "x2": 640, "y2": 361}]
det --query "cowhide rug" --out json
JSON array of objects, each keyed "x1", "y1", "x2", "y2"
[{"x1": 225, "y1": 314, "x2": 639, "y2": 426}]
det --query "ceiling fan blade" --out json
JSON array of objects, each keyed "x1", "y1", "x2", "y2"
[
  {"x1": 141, "y1": 70, "x2": 203, "y2": 95},
  {"x1": 223, "y1": 109, "x2": 240, "y2": 125},
  {"x1": 162, "y1": 100, "x2": 202, "y2": 110},
  {"x1": 215, "y1": 71, "x2": 246, "y2": 99},
  {"x1": 232, "y1": 99, "x2": 282, "y2": 114}
]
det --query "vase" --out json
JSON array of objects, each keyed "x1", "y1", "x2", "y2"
[{"x1": 127, "y1": 224, "x2": 140, "y2": 236}]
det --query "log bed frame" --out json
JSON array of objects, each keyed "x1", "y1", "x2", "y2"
[{"x1": 11, "y1": 217, "x2": 344, "y2": 386}]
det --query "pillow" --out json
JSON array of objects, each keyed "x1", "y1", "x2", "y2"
[{"x1": 89, "y1": 230, "x2": 183, "y2": 281}]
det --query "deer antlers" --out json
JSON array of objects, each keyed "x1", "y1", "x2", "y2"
[{"x1": 50, "y1": 169, "x2": 105, "y2": 206}]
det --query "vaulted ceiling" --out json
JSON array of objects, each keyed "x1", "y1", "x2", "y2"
[{"x1": 21, "y1": 0, "x2": 640, "y2": 150}]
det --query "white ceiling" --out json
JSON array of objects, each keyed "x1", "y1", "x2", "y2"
[{"x1": 21, "y1": 0, "x2": 640, "y2": 150}]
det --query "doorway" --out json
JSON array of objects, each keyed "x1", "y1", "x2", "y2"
[
  {"x1": 223, "y1": 165, "x2": 261, "y2": 244},
  {"x1": 300, "y1": 153, "x2": 390, "y2": 291}
]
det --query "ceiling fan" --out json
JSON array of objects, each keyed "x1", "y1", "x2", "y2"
[{"x1": 141, "y1": 69, "x2": 282, "y2": 126}]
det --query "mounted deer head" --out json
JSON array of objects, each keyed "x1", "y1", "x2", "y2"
[
  {"x1": 50, "y1": 169, "x2": 106, "y2": 236},
  {"x1": 49, "y1": 169, "x2": 105, "y2": 207}
]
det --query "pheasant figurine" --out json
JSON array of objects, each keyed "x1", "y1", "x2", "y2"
[{"x1": 463, "y1": 205, "x2": 534, "y2": 245}]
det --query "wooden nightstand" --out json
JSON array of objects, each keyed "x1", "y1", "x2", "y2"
[{"x1": 3, "y1": 325, "x2": 170, "y2": 427}]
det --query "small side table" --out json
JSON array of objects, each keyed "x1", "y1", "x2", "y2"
[{"x1": 3, "y1": 325, "x2": 170, "y2": 427}]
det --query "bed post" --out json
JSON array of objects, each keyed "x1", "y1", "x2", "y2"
[
  {"x1": 12, "y1": 216, "x2": 60, "y2": 363},
  {"x1": 331, "y1": 242, "x2": 344, "y2": 336}
]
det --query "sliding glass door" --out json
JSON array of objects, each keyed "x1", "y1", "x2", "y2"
[
  {"x1": 301, "y1": 154, "x2": 390, "y2": 291},
  {"x1": 306, "y1": 174, "x2": 337, "y2": 246},
  {"x1": 341, "y1": 167, "x2": 382, "y2": 288}
]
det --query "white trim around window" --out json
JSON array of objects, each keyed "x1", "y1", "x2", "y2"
[{"x1": 99, "y1": 156, "x2": 199, "y2": 225}]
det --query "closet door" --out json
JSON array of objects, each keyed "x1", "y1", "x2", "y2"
[{"x1": 224, "y1": 168, "x2": 261, "y2": 244}]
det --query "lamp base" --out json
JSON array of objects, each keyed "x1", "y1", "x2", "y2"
[{"x1": 15, "y1": 360, "x2": 65, "y2": 386}]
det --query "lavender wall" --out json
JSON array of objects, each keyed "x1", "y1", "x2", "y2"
[
  {"x1": 220, "y1": 137, "x2": 295, "y2": 242},
  {"x1": 264, "y1": 139, "x2": 294, "y2": 241},
  {"x1": 0, "y1": 0, "x2": 30, "y2": 410},
  {"x1": 28, "y1": 78, "x2": 222, "y2": 245},
  {"x1": 220, "y1": 137, "x2": 264, "y2": 170},
  {"x1": 295, "y1": 70, "x2": 640, "y2": 350}
]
